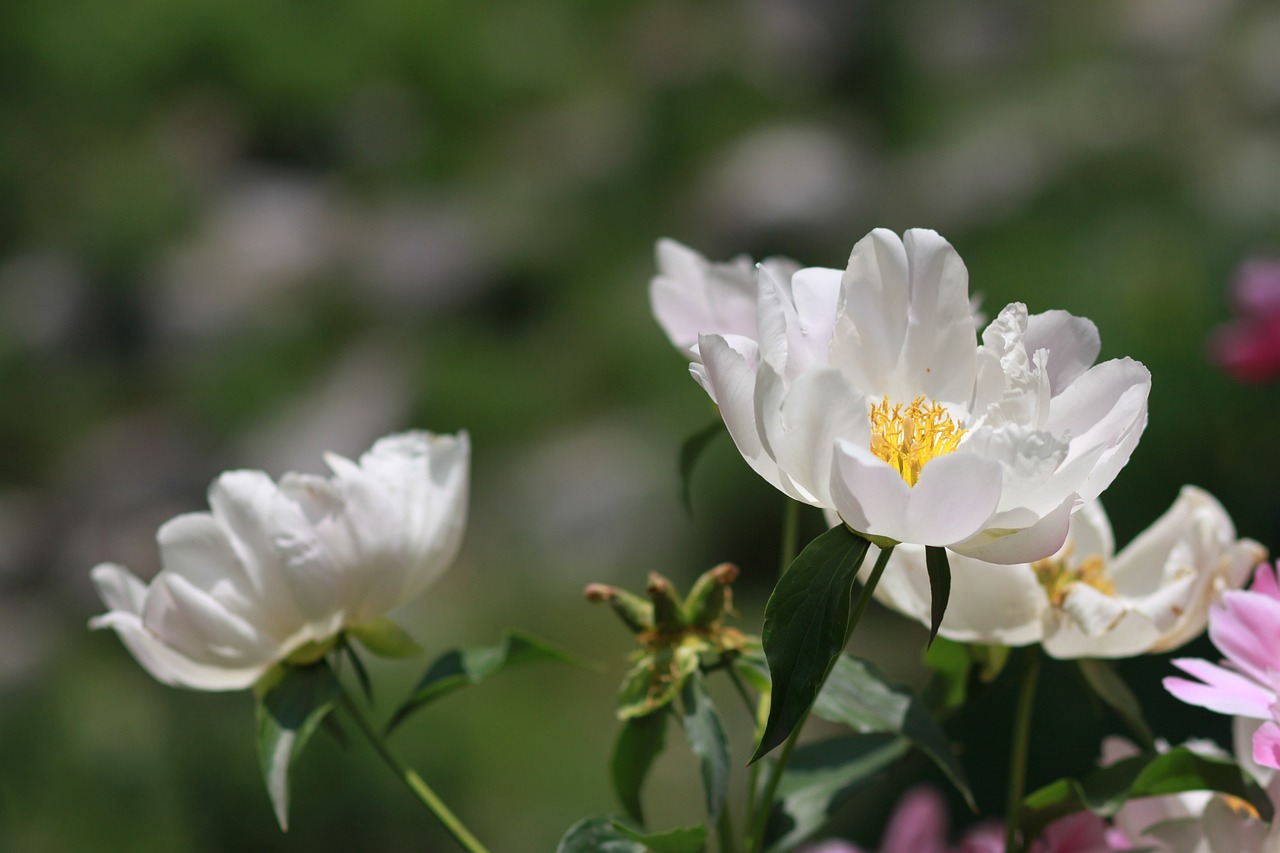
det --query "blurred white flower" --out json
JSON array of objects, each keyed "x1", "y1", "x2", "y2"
[
  {"x1": 649, "y1": 238, "x2": 801, "y2": 358},
  {"x1": 89, "y1": 431, "x2": 469, "y2": 690},
  {"x1": 873, "y1": 486, "x2": 1264, "y2": 657},
  {"x1": 692, "y1": 227, "x2": 1150, "y2": 562}
]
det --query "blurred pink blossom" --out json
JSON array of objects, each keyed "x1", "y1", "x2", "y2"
[
  {"x1": 1166, "y1": 562, "x2": 1280, "y2": 771},
  {"x1": 1210, "y1": 258, "x2": 1280, "y2": 383}
]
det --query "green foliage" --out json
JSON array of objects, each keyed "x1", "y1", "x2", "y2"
[
  {"x1": 923, "y1": 546, "x2": 952, "y2": 648},
  {"x1": 611, "y1": 712, "x2": 668, "y2": 825},
  {"x1": 679, "y1": 672, "x2": 730, "y2": 822},
  {"x1": 557, "y1": 817, "x2": 707, "y2": 853},
  {"x1": 387, "y1": 632, "x2": 584, "y2": 733},
  {"x1": 254, "y1": 663, "x2": 342, "y2": 831},
  {"x1": 751, "y1": 525, "x2": 872, "y2": 762},
  {"x1": 1018, "y1": 747, "x2": 1274, "y2": 845},
  {"x1": 812, "y1": 654, "x2": 974, "y2": 809},
  {"x1": 678, "y1": 419, "x2": 725, "y2": 515},
  {"x1": 348, "y1": 618, "x2": 423, "y2": 659},
  {"x1": 1076, "y1": 659, "x2": 1156, "y2": 750}
]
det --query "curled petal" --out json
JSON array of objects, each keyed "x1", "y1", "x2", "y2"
[{"x1": 1164, "y1": 658, "x2": 1275, "y2": 718}]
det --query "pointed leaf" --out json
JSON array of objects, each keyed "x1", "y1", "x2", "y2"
[
  {"x1": 751, "y1": 525, "x2": 871, "y2": 762},
  {"x1": 680, "y1": 672, "x2": 730, "y2": 822},
  {"x1": 679, "y1": 419, "x2": 725, "y2": 515},
  {"x1": 254, "y1": 663, "x2": 342, "y2": 830},
  {"x1": 1077, "y1": 659, "x2": 1155, "y2": 750},
  {"x1": 388, "y1": 631, "x2": 587, "y2": 733},
  {"x1": 349, "y1": 618, "x2": 423, "y2": 658},
  {"x1": 812, "y1": 655, "x2": 974, "y2": 809},
  {"x1": 613, "y1": 821, "x2": 707, "y2": 853},
  {"x1": 923, "y1": 546, "x2": 951, "y2": 648},
  {"x1": 763, "y1": 734, "x2": 910, "y2": 852},
  {"x1": 1019, "y1": 747, "x2": 1274, "y2": 844},
  {"x1": 556, "y1": 817, "x2": 706, "y2": 853},
  {"x1": 612, "y1": 711, "x2": 668, "y2": 825}
]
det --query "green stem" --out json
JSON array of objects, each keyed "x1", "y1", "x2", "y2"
[
  {"x1": 1005, "y1": 648, "x2": 1041, "y2": 853},
  {"x1": 716, "y1": 801, "x2": 737, "y2": 853},
  {"x1": 746, "y1": 542, "x2": 893, "y2": 853},
  {"x1": 778, "y1": 498, "x2": 799, "y2": 578},
  {"x1": 338, "y1": 687, "x2": 492, "y2": 853}
]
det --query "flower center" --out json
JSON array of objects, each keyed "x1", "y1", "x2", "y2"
[
  {"x1": 869, "y1": 396, "x2": 966, "y2": 486},
  {"x1": 1032, "y1": 550, "x2": 1115, "y2": 606}
]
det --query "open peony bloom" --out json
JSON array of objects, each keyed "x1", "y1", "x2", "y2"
[
  {"x1": 871, "y1": 486, "x2": 1265, "y2": 657},
  {"x1": 649, "y1": 238, "x2": 800, "y2": 359},
  {"x1": 689, "y1": 227, "x2": 1150, "y2": 563},
  {"x1": 1166, "y1": 562, "x2": 1280, "y2": 773},
  {"x1": 89, "y1": 431, "x2": 469, "y2": 691}
]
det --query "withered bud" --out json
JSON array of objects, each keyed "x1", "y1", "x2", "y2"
[
  {"x1": 684, "y1": 562, "x2": 739, "y2": 628},
  {"x1": 584, "y1": 583, "x2": 653, "y2": 634},
  {"x1": 646, "y1": 572, "x2": 687, "y2": 633}
]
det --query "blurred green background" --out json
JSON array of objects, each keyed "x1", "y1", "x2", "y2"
[{"x1": 2, "y1": 1, "x2": 1279, "y2": 850}]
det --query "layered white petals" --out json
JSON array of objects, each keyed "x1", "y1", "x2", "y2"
[
  {"x1": 89, "y1": 431, "x2": 469, "y2": 691},
  {"x1": 874, "y1": 488, "x2": 1263, "y2": 657},
  {"x1": 682, "y1": 227, "x2": 1148, "y2": 561}
]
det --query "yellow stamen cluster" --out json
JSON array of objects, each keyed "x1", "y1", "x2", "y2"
[
  {"x1": 1032, "y1": 549, "x2": 1115, "y2": 606},
  {"x1": 869, "y1": 396, "x2": 966, "y2": 487}
]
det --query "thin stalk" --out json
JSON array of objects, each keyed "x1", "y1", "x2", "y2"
[
  {"x1": 746, "y1": 541, "x2": 894, "y2": 853},
  {"x1": 716, "y1": 801, "x2": 737, "y2": 853},
  {"x1": 1005, "y1": 648, "x2": 1042, "y2": 853},
  {"x1": 338, "y1": 687, "x2": 492, "y2": 853},
  {"x1": 725, "y1": 665, "x2": 758, "y2": 720},
  {"x1": 778, "y1": 498, "x2": 799, "y2": 578}
]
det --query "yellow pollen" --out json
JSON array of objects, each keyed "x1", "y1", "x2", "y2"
[
  {"x1": 1222, "y1": 794, "x2": 1262, "y2": 820},
  {"x1": 869, "y1": 395, "x2": 966, "y2": 486},
  {"x1": 1032, "y1": 549, "x2": 1115, "y2": 606}
]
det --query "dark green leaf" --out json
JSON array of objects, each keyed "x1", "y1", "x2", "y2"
[
  {"x1": 254, "y1": 663, "x2": 342, "y2": 830},
  {"x1": 556, "y1": 817, "x2": 706, "y2": 853},
  {"x1": 750, "y1": 525, "x2": 871, "y2": 763},
  {"x1": 388, "y1": 631, "x2": 586, "y2": 733},
  {"x1": 613, "y1": 822, "x2": 708, "y2": 853},
  {"x1": 812, "y1": 655, "x2": 974, "y2": 809},
  {"x1": 349, "y1": 617, "x2": 423, "y2": 658},
  {"x1": 678, "y1": 419, "x2": 725, "y2": 515},
  {"x1": 680, "y1": 672, "x2": 730, "y2": 822},
  {"x1": 924, "y1": 546, "x2": 951, "y2": 648},
  {"x1": 922, "y1": 636, "x2": 971, "y2": 711},
  {"x1": 763, "y1": 734, "x2": 910, "y2": 852},
  {"x1": 1076, "y1": 659, "x2": 1155, "y2": 750},
  {"x1": 1019, "y1": 747, "x2": 1274, "y2": 844},
  {"x1": 611, "y1": 712, "x2": 668, "y2": 825}
]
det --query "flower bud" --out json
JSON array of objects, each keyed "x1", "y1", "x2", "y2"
[
  {"x1": 584, "y1": 583, "x2": 653, "y2": 634},
  {"x1": 683, "y1": 562, "x2": 739, "y2": 628},
  {"x1": 646, "y1": 573, "x2": 687, "y2": 634}
]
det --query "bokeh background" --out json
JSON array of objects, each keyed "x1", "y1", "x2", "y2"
[{"x1": 2, "y1": 1, "x2": 1280, "y2": 850}]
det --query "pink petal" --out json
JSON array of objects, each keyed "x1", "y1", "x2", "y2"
[
  {"x1": 1164, "y1": 658, "x2": 1274, "y2": 718},
  {"x1": 1252, "y1": 721, "x2": 1280, "y2": 772},
  {"x1": 1208, "y1": 589, "x2": 1280, "y2": 684}
]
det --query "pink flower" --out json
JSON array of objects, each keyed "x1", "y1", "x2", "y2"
[
  {"x1": 1165, "y1": 562, "x2": 1280, "y2": 771},
  {"x1": 1210, "y1": 257, "x2": 1280, "y2": 383}
]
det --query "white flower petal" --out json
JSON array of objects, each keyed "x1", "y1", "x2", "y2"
[
  {"x1": 1024, "y1": 310, "x2": 1100, "y2": 395},
  {"x1": 761, "y1": 367, "x2": 868, "y2": 508},
  {"x1": 950, "y1": 493, "x2": 1076, "y2": 564},
  {"x1": 91, "y1": 608, "x2": 268, "y2": 690},
  {"x1": 831, "y1": 229, "x2": 910, "y2": 394},
  {"x1": 142, "y1": 572, "x2": 280, "y2": 667},
  {"x1": 697, "y1": 334, "x2": 790, "y2": 495}
]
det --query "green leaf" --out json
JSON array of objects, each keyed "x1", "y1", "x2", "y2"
[
  {"x1": 678, "y1": 419, "x2": 725, "y2": 515},
  {"x1": 1019, "y1": 747, "x2": 1274, "y2": 844},
  {"x1": 923, "y1": 546, "x2": 951, "y2": 648},
  {"x1": 348, "y1": 618, "x2": 423, "y2": 658},
  {"x1": 680, "y1": 672, "x2": 730, "y2": 822},
  {"x1": 922, "y1": 636, "x2": 971, "y2": 711},
  {"x1": 617, "y1": 643, "x2": 700, "y2": 720},
  {"x1": 611, "y1": 711, "x2": 668, "y2": 825},
  {"x1": 750, "y1": 525, "x2": 871, "y2": 763},
  {"x1": 812, "y1": 655, "x2": 974, "y2": 809},
  {"x1": 254, "y1": 663, "x2": 342, "y2": 831},
  {"x1": 1076, "y1": 659, "x2": 1156, "y2": 750},
  {"x1": 613, "y1": 822, "x2": 707, "y2": 853},
  {"x1": 556, "y1": 817, "x2": 706, "y2": 853},
  {"x1": 763, "y1": 734, "x2": 910, "y2": 852},
  {"x1": 388, "y1": 631, "x2": 585, "y2": 733}
]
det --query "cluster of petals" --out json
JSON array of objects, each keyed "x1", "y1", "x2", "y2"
[
  {"x1": 89, "y1": 431, "x2": 469, "y2": 691},
  {"x1": 871, "y1": 486, "x2": 1264, "y2": 657},
  {"x1": 1209, "y1": 257, "x2": 1280, "y2": 383},
  {"x1": 677, "y1": 227, "x2": 1150, "y2": 562},
  {"x1": 1166, "y1": 562, "x2": 1280, "y2": 773}
]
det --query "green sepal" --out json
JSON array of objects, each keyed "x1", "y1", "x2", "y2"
[
  {"x1": 618, "y1": 642, "x2": 700, "y2": 720},
  {"x1": 348, "y1": 618, "x2": 423, "y2": 659},
  {"x1": 680, "y1": 672, "x2": 730, "y2": 822},
  {"x1": 1018, "y1": 747, "x2": 1274, "y2": 844},
  {"x1": 812, "y1": 654, "x2": 974, "y2": 809},
  {"x1": 750, "y1": 524, "x2": 871, "y2": 763},
  {"x1": 923, "y1": 546, "x2": 951, "y2": 648},
  {"x1": 253, "y1": 662, "x2": 342, "y2": 831},
  {"x1": 763, "y1": 734, "x2": 910, "y2": 852},
  {"x1": 678, "y1": 419, "x2": 725, "y2": 516},
  {"x1": 1076, "y1": 659, "x2": 1156, "y2": 751},
  {"x1": 387, "y1": 631, "x2": 587, "y2": 734},
  {"x1": 611, "y1": 711, "x2": 669, "y2": 825},
  {"x1": 972, "y1": 643, "x2": 1011, "y2": 683}
]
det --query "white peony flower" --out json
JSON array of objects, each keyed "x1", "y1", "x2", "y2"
[
  {"x1": 649, "y1": 238, "x2": 801, "y2": 359},
  {"x1": 89, "y1": 431, "x2": 469, "y2": 690},
  {"x1": 871, "y1": 486, "x2": 1265, "y2": 657},
  {"x1": 691, "y1": 227, "x2": 1150, "y2": 563}
]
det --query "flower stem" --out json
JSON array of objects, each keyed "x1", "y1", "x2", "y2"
[
  {"x1": 778, "y1": 498, "x2": 799, "y2": 578},
  {"x1": 338, "y1": 686, "x2": 492, "y2": 853},
  {"x1": 1005, "y1": 647, "x2": 1041, "y2": 853},
  {"x1": 746, "y1": 542, "x2": 894, "y2": 853},
  {"x1": 716, "y1": 801, "x2": 737, "y2": 853}
]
